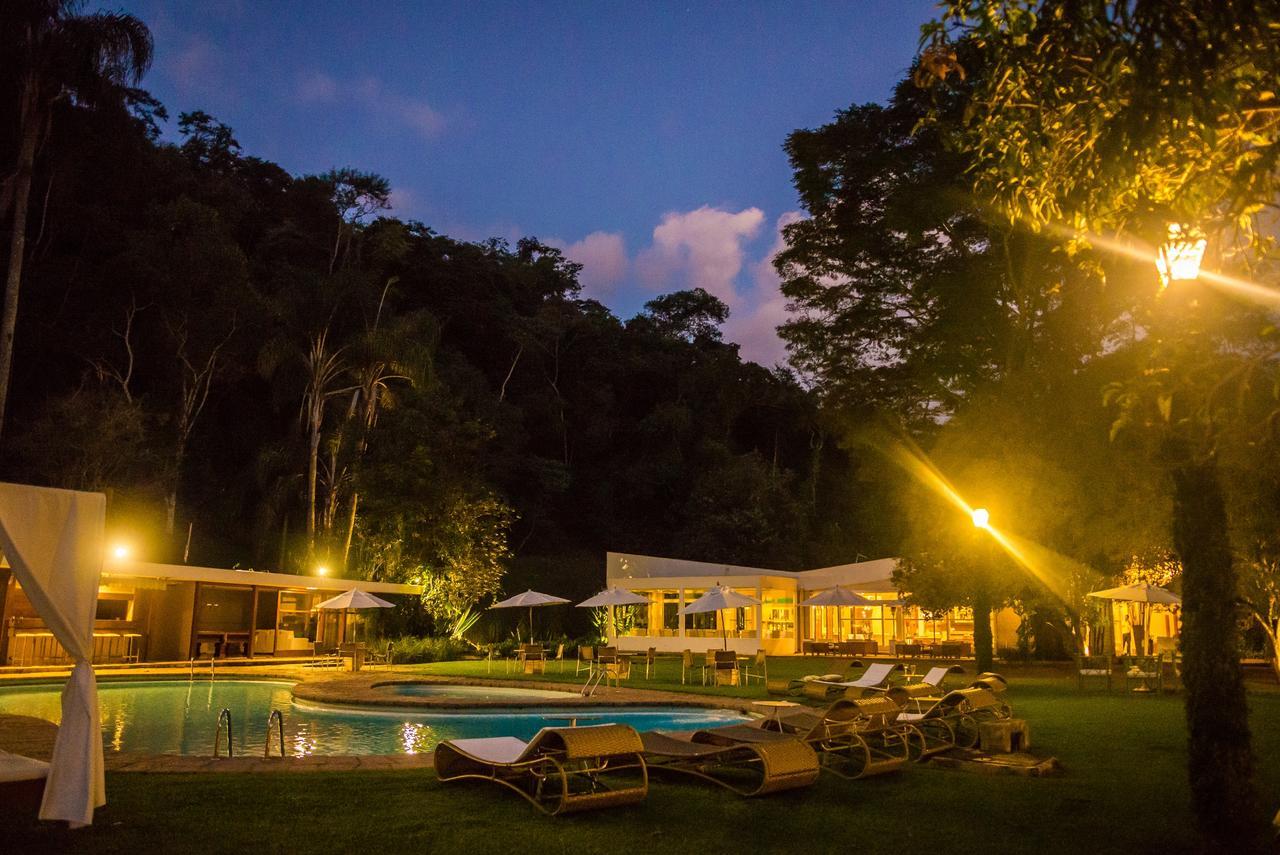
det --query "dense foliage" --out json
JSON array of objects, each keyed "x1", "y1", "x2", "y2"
[{"x1": 0, "y1": 6, "x2": 887, "y2": 641}]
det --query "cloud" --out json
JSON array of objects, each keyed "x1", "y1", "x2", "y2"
[
  {"x1": 548, "y1": 232, "x2": 628, "y2": 297},
  {"x1": 294, "y1": 72, "x2": 447, "y2": 140},
  {"x1": 634, "y1": 206, "x2": 766, "y2": 308},
  {"x1": 297, "y1": 71, "x2": 339, "y2": 103},
  {"x1": 719, "y1": 211, "x2": 804, "y2": 367},
  {"x1": 167, "y1": 36, "x2": 218, "y2": 94}
]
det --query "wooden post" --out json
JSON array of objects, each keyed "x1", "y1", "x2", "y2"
[
  {"x1": 188, "y1": 582, "x2": 202, "y2": 659},
  {"x1": 247, "y1": 585, "x2": 258, "y2": 659}
]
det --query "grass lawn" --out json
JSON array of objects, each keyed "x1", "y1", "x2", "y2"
[{"x1": 6, "y1": 657, "x2": 1279, "y2": 854}]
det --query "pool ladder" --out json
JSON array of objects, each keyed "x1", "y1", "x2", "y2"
[
  {"x1": 189, "y1": 657, "x2": 216, "y2": 680},
  {"x1": 264, "y1": 709, "x2": 286, "y2": 758},
  {"x1": 214, "y1": 709, "x2": 288, "y2": 759},
  {"x1": 213, "y1": 708, "x2": 233, "y2": 758}
]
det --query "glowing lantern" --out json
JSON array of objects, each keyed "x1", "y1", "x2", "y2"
[{"x1": 1156, "y1": 224, "x2": 1207, "y2": 288}]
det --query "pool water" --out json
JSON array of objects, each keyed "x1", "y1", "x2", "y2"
[
  {"x1": 0, "y1": 680, "x2": 748, "y2": 757},
  {"x1": 378, "y1": 684, "x2": 576, "y2": 700}
]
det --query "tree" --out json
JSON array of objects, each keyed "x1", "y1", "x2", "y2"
[
  {"x1": 919, "y1": 2, "x2": 1280, "y2": 847},
  {"x1": 0, "y1": 0, "x2": 152, "y2": 440},
  {"x1": 636, "y1": 288, "x2": 730, "y2": 344}
]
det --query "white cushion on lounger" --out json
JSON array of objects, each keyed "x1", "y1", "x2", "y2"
[
  {"x1": 0, "y1": 750, "x2": 50, "y2": 783},
  {"x1": 442, "y1": 737, "x2": 529, "y2": 764}
]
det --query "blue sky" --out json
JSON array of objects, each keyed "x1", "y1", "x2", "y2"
[{"x1": 119, "y1": 0, "x2": 940, "y2": 365}]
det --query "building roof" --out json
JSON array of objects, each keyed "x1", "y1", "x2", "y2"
[
  {"x1": 100, "y1": 561, "x2": 420, "y2": 596},
  {"x1": 606, "y1": 552, "x2": 898, "y2": 591}
]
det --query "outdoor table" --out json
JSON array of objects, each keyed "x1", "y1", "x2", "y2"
[{"x1": 752, "y1": 700, "x2": 801, "y2": 727}]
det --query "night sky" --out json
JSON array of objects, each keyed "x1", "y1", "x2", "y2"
[{"x1": 120, "y1": 0, "x2": 939, "y2": 365}]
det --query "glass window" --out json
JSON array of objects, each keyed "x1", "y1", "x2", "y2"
[
  {"x1": 195, "y1": 586, "x2": 253, "y2": 632},
  {"x1": 762, "y1": 588, "x2": 794, "y2": 639}
]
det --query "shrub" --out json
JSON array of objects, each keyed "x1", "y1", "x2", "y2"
[{"x1": 377, "y1": 636, "x2": 469, "y2": 664}]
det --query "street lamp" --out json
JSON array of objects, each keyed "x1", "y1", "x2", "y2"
[
  {"x1": 1156, "y1": 224, "x2": 1207, "y2": 288},
  {"x1": 971, "y1": 507, "x2": 991, "y2": 530}
]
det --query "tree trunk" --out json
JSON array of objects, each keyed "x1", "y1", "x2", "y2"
[
  {"x1": 0, "y1": 119, "x2": 40, "y2": 442},
  {"x1": 973, "y1": 588, "x2": 993, "y2": 673},
  {"x1": 1170, "y1": 455, "x2": 1259, "y2": 851},
  {"x1": 343, "y1": 491, "x2": 358, "y2": 569}
]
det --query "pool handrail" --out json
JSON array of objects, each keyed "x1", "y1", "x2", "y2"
[
  {"x1": 264, "y1": 709, "x2": 286, "y2": 758},
  {"x1": 213, "y1": 708, "x2": 233, "y2": 758}
]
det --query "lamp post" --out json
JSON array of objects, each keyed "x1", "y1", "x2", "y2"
[{"x1": 1156, "y1": 224, "x2": 1207, "y2": 288}]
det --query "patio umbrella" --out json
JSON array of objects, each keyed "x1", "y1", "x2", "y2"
[
  {"x1": 1087, "y1": 583, "x2": 1181, "y2": 605},
  {"x1": 315, "y1": 589, "x2": 396, "y2": 643},
  {"x1": 577, "y1": 587, "x2": 650, "y2": 643},
  {"x1": 798, "y1": 585, "x2": 874, "y2": 607},
  {"x1": 490, "y1": 589, "x2": 571, "y2": 640},
  {"x1": 678, "y1": 585, "x2": 761, "y2": 650},
  {"x1": 1088, "y1": 584, "x2": 1181, "y2": 656},
  {"x1": 799, "y1": 585, "x2": 875, "y2": 648}
]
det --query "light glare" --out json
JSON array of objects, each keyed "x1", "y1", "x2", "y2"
[
  {"x1": 1156, "y1": 224, "x2": 1207, "y2": 288},
  {"x1": 971, "y1": 508, "x2": 991, "y2": 529}
]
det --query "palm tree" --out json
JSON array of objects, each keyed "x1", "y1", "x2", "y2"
[{"x1": 0, "y1": 1, "x2": 152, "y2": 439}]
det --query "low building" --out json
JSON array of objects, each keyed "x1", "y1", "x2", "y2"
[
  {"x1": 0, "y1": 560, "x2": 419, "y2": 666},
  {"x1": 605, "y1": 552, "x2": 1020, "y2": 656}
]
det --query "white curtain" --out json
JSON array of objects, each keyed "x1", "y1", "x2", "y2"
[{"x1": 0, "y1": 483, "x2": 106, "y2": 827}]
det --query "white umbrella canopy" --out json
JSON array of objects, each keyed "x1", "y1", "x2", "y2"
[
  {"x1": 576, "y1": 587, "x2": 649, "y2": 608},
  {"x1": 490, "y1": 589, "x2": 572, "y2": 640},
  {"x1": 1089, "y1": 583, "x2": 1181, "y2": 656},
  {"x1": 1087, "y1": 583, "x2": 1181, "y2": 605},
  {"x1": 679, "y1": 585, "x2": 761, "y2": 650},
  {"x1": 799, "y1": 585, "x2": 874, "y2": 608},
  {"x1": 315, "y1": 589, "x2": 395, "y2": 645},
  {"x1": 315, "y1": 589, "x2": 396, "y2": 610},
  {"x1": 577, "y1": 588, "x2": 649, "y2": 645}
]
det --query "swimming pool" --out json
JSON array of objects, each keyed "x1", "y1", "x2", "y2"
[{"x1": 0, "y1": 680, "x2": 748, "y2": 757}]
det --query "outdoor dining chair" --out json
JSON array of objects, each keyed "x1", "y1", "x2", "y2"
[
  {"x1": 680, "y1": 649, "x2": 700, "y2": 685},
  {"x1": 575, "y1": 645, "x2": 595, "y2": 676},
  {"x1": 739, "y1": 650, "x2": 768, "y2": 686},
  {"x1": 712, "y1": 650, "x2": 739, "y2": 686}
]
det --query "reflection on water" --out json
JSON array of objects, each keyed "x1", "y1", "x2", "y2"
[{"x1": 0, "y1": 680, "x2": 747, "y2": 756}]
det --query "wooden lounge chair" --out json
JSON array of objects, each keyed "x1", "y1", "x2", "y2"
[
  {"x1": 0, "y1": 750, "x2": 49, "y2": 816},
  {"x1": 891, "y1": 687, "x2": 1013, "y2": 759},
  {"x1": 766, "y1": 660, "x2": 862, "y2": 697},
  {"x1": 892, "y1": 665, "x2": 966, "y2": 700},
  {"x1": 803, "y1": 662, "x2": 905, "y2": 700},
  {"x1": 694, "y1": 695, "x2": 911, "y2": 780},
  {"x1": 639, "y1": 731, "x2": 819, "y2": 797},
  {"x1": 434, "y1": 723, "x2": 648, "y2": 815}
]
